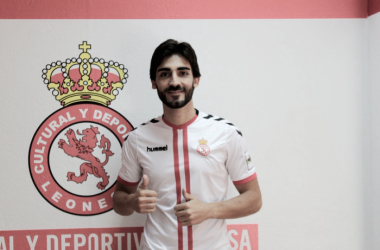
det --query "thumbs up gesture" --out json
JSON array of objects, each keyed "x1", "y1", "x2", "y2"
[
  {"x1": 140, "y1": 174, "x2": 150, "y2": 190},
  {"x1": 174, "y1": 188, "x2": 212, "y2": 226},
  {"x1": 132, "y1": 175, "x2": 157, "y2": 214}
]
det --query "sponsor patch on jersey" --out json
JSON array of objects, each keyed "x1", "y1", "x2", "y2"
[
  {"x1": 244, "y1": 151, "x2": 254, "y2": 170},
  {"x1": 197, "y1": 137, "x2": 210, "y2": 156}
]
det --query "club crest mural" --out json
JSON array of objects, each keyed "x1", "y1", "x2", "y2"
[{"x1": 28, "y1": 42, "x2": 133, "y2": 215}]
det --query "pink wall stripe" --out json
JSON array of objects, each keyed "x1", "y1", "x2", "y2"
[
  {"x1": 0, "y1": 225, "x2": 257, "y2": 250},
  {"x1": 0, "y1": 0, "x2": 367, "y2": 19},
  {"x1": 369, "y1": 0, "x2": 380, "y2": 16}
]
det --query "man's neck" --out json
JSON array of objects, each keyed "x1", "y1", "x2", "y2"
[{"x1": 162, "y1": 100, "x2": 196, "y2": 126}]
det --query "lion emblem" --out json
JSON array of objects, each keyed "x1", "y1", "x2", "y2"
[{"x1": 58, "y1": 125, "x2": 114, "y2": 190}]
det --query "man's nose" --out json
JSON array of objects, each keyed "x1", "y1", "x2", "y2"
[{"x1": 169, "y1": 72, "x2": 180, "y2": 85}]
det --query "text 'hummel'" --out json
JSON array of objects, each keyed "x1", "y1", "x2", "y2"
[{"x1": 147, "y1": 145, "x2": 168, "y2": 152}]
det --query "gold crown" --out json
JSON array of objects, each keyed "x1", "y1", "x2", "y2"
[
  {"x1": 198, "y1": 138, "x2": 208, "y2": 145},
  {"x1": 42, "y1": 41, "x2": 128, "y2": 107}
]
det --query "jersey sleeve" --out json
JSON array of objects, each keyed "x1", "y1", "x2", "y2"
[
  {"x1": 225, "y1": 128, "x2": 257, "y2": 185},
  {"x1": 118, "y1": 131, "x2": 142, "y2": 186}
]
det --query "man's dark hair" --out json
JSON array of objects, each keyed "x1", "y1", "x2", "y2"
[{"x1": 150, "y1": 39, "x2": 201, "y2": 81}]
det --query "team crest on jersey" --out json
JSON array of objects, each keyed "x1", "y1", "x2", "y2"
[
  {"x1": 197, "y1": 137, "x2": 210, "y2": 156},
  {"x1": 29, "y1": 42, "x2": 133, "y2": 215}
]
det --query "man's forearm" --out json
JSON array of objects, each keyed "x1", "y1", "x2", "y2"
[
  {"x1": 208, "y1": 188, "x2": 262, "y2": 220},
  {"x1": 113, "y1": 191, "x2": 136, "y2": 216}
]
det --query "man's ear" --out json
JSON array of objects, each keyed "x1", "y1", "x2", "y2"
[
  {"x1": 151, "y1": 80, "x2": 157, "y2": 89},
  {"x1": 193, "y1": 77, "x2": 200, "y2": 88}
]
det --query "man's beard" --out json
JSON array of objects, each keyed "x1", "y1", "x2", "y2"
[{"x1": 157, "y1": 83, "x2": 195, "y2": 109}]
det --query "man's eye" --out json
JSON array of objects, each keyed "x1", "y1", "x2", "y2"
[
  {"x1": 160, "y1": 72, "x2": 169, "y2": 77},
  {"x1": 179, "y1": 71, "x2": 189, "y2": 76}
]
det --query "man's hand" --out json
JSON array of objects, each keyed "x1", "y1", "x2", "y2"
[
  {"x1": 131, "y1": 175, "x2": 157, "y2": 214},
  {"x1": 174, "y1": 188, "x2": 213, "y2": 226}
]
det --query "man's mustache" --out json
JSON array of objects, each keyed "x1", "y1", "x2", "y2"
[{"x1": 165, "y1": 85, "x2": 186, "y2": 92}]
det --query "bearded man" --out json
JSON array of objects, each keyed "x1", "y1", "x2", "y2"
[{"x1": 113, "y1": 39, "x2": 262, "y2": 250}]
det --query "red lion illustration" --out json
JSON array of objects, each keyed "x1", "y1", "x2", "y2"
[{"x1": 58, "y1": 125, "x2": 114, "y2": 190}]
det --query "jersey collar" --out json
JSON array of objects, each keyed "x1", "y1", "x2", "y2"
[{"x1": 162, "y1": 110, "x2": 198, "y2": 129}]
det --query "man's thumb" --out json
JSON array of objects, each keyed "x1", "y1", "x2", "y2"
[
  {"x1": 140, "y1": 175, "x2": 149, "y2": 189},
  {"x1": 183, "y1": 188, "x2": 193, "y2": 201}
]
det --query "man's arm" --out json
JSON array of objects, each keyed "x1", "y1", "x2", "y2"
[
  {"x1": 174, "y1": 177, "x2": 262, "y2": 226},
  {"x1": 113, "y1": 175, "x2": 157, "y2": 216}
]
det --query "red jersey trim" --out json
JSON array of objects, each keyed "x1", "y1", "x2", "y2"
[
  {"x1": 172, "y1": 129, "x2": 183, "y2": 250},
  {"x1": 233, "y1": 173, "x2": 257, "y2": 186},
  {"x1": 162, "y1": 114, "x2": 198, "y2": 130},
  {"x1": 182, "y1": 127, "x2": 193, "y2": 250},
  {"x1": 117, "y1": 176, "x2": 140, "y2": 186}
]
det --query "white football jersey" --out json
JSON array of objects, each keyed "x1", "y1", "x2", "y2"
[{"x1": 118, "y1": 110, "x2": 256, "y2": 250}]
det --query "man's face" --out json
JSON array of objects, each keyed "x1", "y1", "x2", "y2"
[{"x1": 152, "y1": 55, "x2": 200, "y2": 109}]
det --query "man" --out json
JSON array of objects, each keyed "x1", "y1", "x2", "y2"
[{"x1": 113, "y1": 39, "x2": 262, "y2": 250}]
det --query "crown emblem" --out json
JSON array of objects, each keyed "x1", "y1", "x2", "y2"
[
  {"x1": 198, "y1": 138, "x2": 208, "y2": 145},
  {"x1": 42, "y1": 41, "x2": 128, "y2": 107}
]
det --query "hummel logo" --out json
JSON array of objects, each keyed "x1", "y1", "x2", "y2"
[{"x1": 147, "y1": 145, "x2": 168, "y2": 152}]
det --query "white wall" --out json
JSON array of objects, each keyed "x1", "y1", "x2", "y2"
[
  {"x1": 0, "y1": 19, "x2": 370, "y2": 249},
  {"x1": 369, "y1": 11, "x2": 380, "y2": 250}
]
